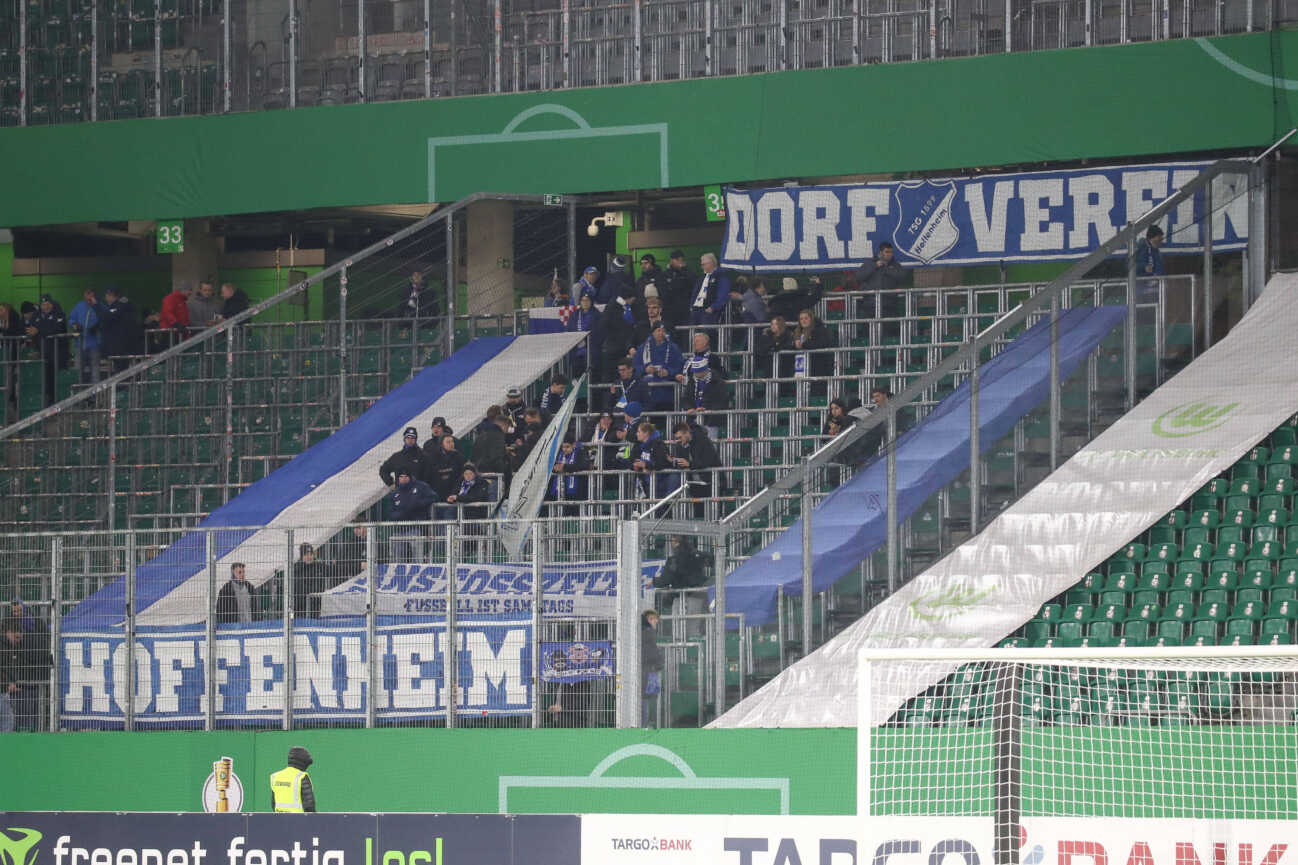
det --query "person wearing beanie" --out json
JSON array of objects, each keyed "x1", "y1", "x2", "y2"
[
  {"x1": 573, "y1": 266, "x2": 601, "y2": 304},
  {"x1": 603, "y1": 255, "x2": 636, "y2": 304},
  {"x1": 25, "y1": 293, "x2": 68, "y2": 405},
  {"x1": 635, "y1": 253, "x2": 663, "y2": 302},
  {"x1": 598, "y1": 286, "x2": 642, "y2": 382},
  {"x1": 504, "y1": 386, "x2": 527, "y2": 428},
  {"x1": 379, "y1": 426, "x2": 432, "y2": 487},
  {"x1": 270, "y1": 746, "x2": 316, "y2": 812},
  {"x1": 445, "y1": 462, "x2": 490, "y2": 518},
  {"x1": 663, "y1": 250, "x2": 695, "y2": 328},
  {"x1": 387, "y1": 469, "x2": 438, "y2": 561}
]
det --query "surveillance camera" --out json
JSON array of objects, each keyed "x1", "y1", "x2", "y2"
[{"x1": 587, "y1": 223, "x2": 600, "y2": 238}]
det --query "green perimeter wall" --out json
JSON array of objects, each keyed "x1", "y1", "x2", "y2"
[
  {"x1": 0, "y1": 33, "x2": 1295, "y2": 227},
  {"x1": 0, "y1": 726, "x2": 1293, "y2": 818}
]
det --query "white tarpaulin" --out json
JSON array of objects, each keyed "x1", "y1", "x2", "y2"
[{"x1": 711, "y1": 272, "x2": 1298, "y2": 729}]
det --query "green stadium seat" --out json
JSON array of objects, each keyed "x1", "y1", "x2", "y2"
[
  {"x1": 1137, "y1": 571, "x2": 1170, "y2": 593},
  {"x1": 1236, "y1": 587, "x2": 1266, "y2": 606},
  {"x1": 1181, "y1": 526, "x2": 1212, "y2": 547},
  {"x1": 1062, "y1": 603, "x2": 1093, "y2": 623},
  {"x1": 1258, "y1": 493, "x2": 1290, "y2": 513},
  {"x1": 1216, "y1": 525, "x2": 1247, "y2": 546},
  {"x1": 1097, "y1": 590, "x2": 1127, "y2": 608},
  {"x1": 1275, "y1": 587, "x2": 1298, "y2": 605},
  {"x1": 1222, "y1": 507, "x2": 1254, "y2": 529},
  {"x1": 1216, "y1": 541, "x2": 1247, "y2": 562},
  {"x1": 1024, "y1": 620, "x2": 1052, "y2": 641},
  {"x1": 1156, "y1": 619, "x2": 1185, "y2": 642},
  {"x1": 1267, "y1": 599, "x2": 1298, "y2": 620},
  {"x1": 1055, "y1": 621, "x2": 1084, "y2": 641},
  {"x1": 1121, "y1": 619, "x2": 1151, "y2": 640},
  {"x1": 1261, "y1": 618, "x2": 1294, "y2": 640},
  {"x1": 1188, "y1": 508, "x2": 1220, "y2": 529},
  {"x1": 1156, "y1": 509, "x2": 1188, "y2": 531},
  {"x1": 1140, "y1": 560, "x2": 1171, "y2": 579},
  {"x1": 1270, "y1": 444, "x2": 1298, "y2": 464},
  {"x1": 1130, "y1": 598, "x2": 1161, "y2": 617},
  {"x1": 1252, "y1": 525, "x2": 1280, "y2": 545},
  {"x1": 1245, "y1": 445, "x2": 1271, "y2": 463},
  {"x1": 1105, "y1": 571, "x2": 1137, "y2": 592},
  {"x1": 1249, "y1": 540, "x2": 1282, "y2": 560},
  {"x1": 1199, "y1": 588, "x2": 1230, "y2": 607},
  {"x1": 1146, "y1": 542, "x2": 1177, "y2": 564},
  {"x1": 1272, "y1": 428, "x2": 1297, "y2": 447},
  {"x1": 1180, "y1": 541, "x2": 1214, "y2": 563},
  {"x1": 1265, "y1": 463, "x2": 1293, "y2": 482},
  {"x1": 1038, "y1": 603, "x2": 1062, "y2": 622},
  {"x1": 1206, "y1": 569, "x2": 1238, "y2": 592}
]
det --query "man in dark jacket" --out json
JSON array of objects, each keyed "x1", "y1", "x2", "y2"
[
  {"x1": 640, "y1": 610, "x2": 663, "y2": 728},
  {"x1": 218, "y1": 282, "x2": 251, "y2": 322},
  {"x1": 387, "y1": 470, "x2": 437, "y2": 561},
  {"x1": 538, "y1": 374, "x2": 569, "y2": 418},
  {"x1": 635, "y1": 254, "x2": 664, "y2": 304},
  {"x1": 326, "y1": 525, "x2": 370, "y2": 581},
  {"x1": 431, "y1": 434, "x2": 467, "y2": 499},
  {"x1": 473, "y1": 414, "x2": 511, "y2": 479},
  {"x1": 270, "y1": 746, "x2": 317, "y2": 812},
  {"x1": 662, "y1": 250, "x2": 695, "y2": 330},
  {"x1": 854, "y1": 242, "x2": 907, "y2": 319},
  {"x1": 216, "y1": 562, "x2": 255, "y2": 625},
  {"x1": 292, "y1": 543, "x2": 331, "y2": 619},
  {"x1": 25, "y1": 294, "x2": 68, "y2": 405},
  {"x1": 444, "y1": 463, "x2": 491, "y2": 519},
  {"x1": 100, "y1": 286, "x2": 146, "y2": 371},
  {"x1": 671, "y1": 421, "x2": 721, "y2": 499},
  {"x1": 380, "y1": 427, "x2": 432, "y2": 487},
  {"x1": 598, "y1": 291, "x2": 641, "y2": 382},
  {"x1": 503, "y1": 387, "x2": 528, "y2": 429},
  {"x1": 602, "y1": 256, "x2": 637, "y2": 303},
  {"x1": 547, "y1": 435, "x2": 590, "y2": 511},
  {"x1": 608, "y1": 360, "x2": 649, "y2": 415},
  {"x1": 1, "y1": 616, "x2": 52, "y2": 731},
  {"x1": 631, "y1": 421, "x2": 672, "y2": 500}
]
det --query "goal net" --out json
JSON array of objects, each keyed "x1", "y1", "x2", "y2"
[{"x1": 858, "y1": 646, "x2": 1298, "y2": 857}]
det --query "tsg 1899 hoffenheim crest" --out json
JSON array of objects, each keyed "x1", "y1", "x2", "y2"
[{"x1": 892, "y1": 180, "x2": 960, "y2": 264}]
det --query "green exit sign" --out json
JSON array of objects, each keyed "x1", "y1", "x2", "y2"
[
  {"x1": 704, "y1": 185, "x2": 726, "y2": 222},
  {"x1": 156, "y1": 220, "x2": 184, "y2": 254}
]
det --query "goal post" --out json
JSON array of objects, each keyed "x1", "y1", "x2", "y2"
[{"x1": 858, "y1": 644, "x2": 1298, "y2": 855}]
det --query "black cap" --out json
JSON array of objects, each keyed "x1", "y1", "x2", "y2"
[
  {"x1": 431, "y1": 416, "x2": 446, "y2": 427},
  {"x1": 463, "y1": 462, "x2": 477, "y2": 473},
  {"x1": 670, "y1": 249, "x2": 685, "y2": 260},
  {"x1": 640, "y1": 253, "x2": 656, "y2": 265},
  {"x1": 39, "y1": 293, "x2": 53, "y2": 304},
  {"x1": 403, "y1": 426, "x2": 418, "y2": 439}
]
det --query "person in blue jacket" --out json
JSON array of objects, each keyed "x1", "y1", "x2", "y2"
[
  {"x1": 689, "y1": 253, "x2": 731, "y2": 325},
  {"x1": 387, "y1": 469, "x2": 438, "y2": 562},
  {"x1": 635, "y1": 321, "x2": 684, "y2": 410},
  {"x1": 68, "y1": 288, "x2": 103, "y2": 384}
]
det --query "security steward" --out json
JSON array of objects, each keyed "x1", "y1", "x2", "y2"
[{"x1": 269, "y1": 746, "x2": 317, "y2": 812}]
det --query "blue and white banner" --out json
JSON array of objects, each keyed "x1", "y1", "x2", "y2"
[
  {"x1": 540, "y1": 640, "x2": 615, "y2": 683},
  {"x1": 319, "y1": 560, "x2": 663, "y2": 619},
  {"x1": 499, "y1": 374, "x2": 587, "y2": 559},
  {"x1": 721, "y1": 161, "x2": 1247, "y2": 271},
  {"x1": 60, "y1": 615, "x2": 534, "y2": 728}
]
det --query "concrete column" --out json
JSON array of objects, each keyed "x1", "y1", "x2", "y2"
[
  {"x1": 171, "y1": 220, "x2": 223, "y2": 291},
  {"x1": 465, "y1": 199, "x2": 518, "y2": 316}
]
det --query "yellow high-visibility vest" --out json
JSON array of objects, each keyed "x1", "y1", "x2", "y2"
[{"x1": 269, "y1": 766, "x2": 308, "y2": 812}]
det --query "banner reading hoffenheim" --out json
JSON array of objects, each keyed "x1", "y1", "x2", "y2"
[
  {"x1": 60, "y1": 615, "x2": 534, "y2": 728},
  {"x1": 721, "y1": 161, "x2": 1247, "y2": 271},
  {"x1": 319, "y1": 559, "x2": 663, "y2": 618},
  {"x1": 499, "y1": 374, "x2": 586, "y2": 558}
]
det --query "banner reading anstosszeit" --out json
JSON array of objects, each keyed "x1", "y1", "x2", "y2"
[{"x1": 721, "y1": 161, "x2": 1248, "y2": 272}]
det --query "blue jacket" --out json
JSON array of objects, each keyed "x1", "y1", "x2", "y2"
[
  {"x1": 635, "y1": 335, "x2": 685, "y2": 382},
  {"x1": 1136, "y1": 240, "x2": 1164, "y2": 277},
  {"x1": 388, "y1": 477, "x2": 438, "y2": 521},
  {"x1": 69, "y1": 300, "x2": 102, "y2": 351},
  {"x1": 610, "y1": 375, "x2": 649, "y2": 411}
]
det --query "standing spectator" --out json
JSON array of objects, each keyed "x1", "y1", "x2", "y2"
[
  {"x1": 217, "y1": 282, "x2": 250, "y2": 322},
  {"x1": 25, "y1": 294, "x2": 68, "y2": 405},
  {"x1": 159, "y1": 283, "x2": 191, "y2": 336},
  {"x1": 512, "y1": 408, "x2": 547, "y2": 466},
  {"x1": 854, "y1": 241, "x2": 907, "y2": 320},
  {"x1": 675, "y1": 332, "x2": 725, "y2": 392},
  {"x1": 566, "y1": 293, "x2": 599, "y2": 379},
  {"x1": 603, "y1": 256, "x2": 636, "y2": 303},
  {"x1": 188, "y1": 281, "x2": 223, "y2": 329},
  {"x1": 636, "y1": 321, "x2": 684, "y2": 411},
  {"x1": 68, "y1": 288, "x2": 103, "y2": 385},
  {"x1": 421, "y1": 417, "x2": 453, "y2": 470},
  {"x1": 291, "y1": 543, "x2": 331, "y2": 619},
  {"x1": 547, "y1": 434, "x2": 590, "y2": 511},
  {"x1": 654, "y1": 536, "x2": 709, "y2": 637},
  {"x1": 1136, "y1": 225, "x2": 1165, "y2": 301},
  {"x1": 216, "y1": 562, "x2": 255, "y2": 625},
  {"x1": 399, "y1": 270, "x2": 440, "y2": 320},
  {"x1": 573, "y1": 266, "x2": 601, "y2": 304},
  {"x1": 640, "y1": 609, "x2": 663, "y2": 728},
  {"x1": 504, "y1": 387, "x2": 528, "y2": 428},
  {"x1": 631, "y1": 421, "x2": 671, "y2": 499},
  {"x1": 738, "y1": 278, "x2": 770, "y2": 324},
  {"x1": 387, "y1": 469, "x2": 438, "y2": 561},
  {"x1": 608, "y1": 360, "x2": 649, "y2": 414},
  {"x1": 636, "y1": 253, "x2": 664, "y2": 303},
  {"x1": 8, "y1": 600, "x2": 46, "y2": 637},
  {"x1": 0, "y1": 304, "x2": 21, "y2": 416},
  {"x1": 1, "y1": 616, "x2": 52, "y2": 732},
  {"x1": 755, "y1": 314, "x2": 795, "y2": 380},
  {"x1": 681, "y1": 358, "x2": 729, "y2": 434},
  {"x1": 432, "y1": 434, "x2": 467, "y2": 499},
  {"x1": 539, "y1": 374, "x2": 569, "y2": 417},
  {"x1": 99, "y1": 286, "x2": 145, "y2": 372},
  {"x1": 584, "y1": 410, "x2": 621, "y2": 473},
  {"x1": 793, "y1": 308, "x2": 835, "y2": 380},
  {"x1": 671, "y1": 421, "x2": 721, "y2": 499},
  {"x1": 639, "y1": 296, "x2": 673, "y2": 342},
  {"x1": 379, "y1": 427, "x2": 432, "y2": 487},
  {"x1": 663, "y1": 250, "x2": 695, "y2": 330},
  {"x1": 544, "y1": 268, "x2": 572, "y2": 308},
  {"x1": 326, "y1": 525, "x2": 370, "y2": 581},
  {"x1": 689, "y1": 253, "x2": 730, "y2": 326},
  {"x1": 599, "y1": 289, "x2": 641, "y2": 382},
  {"x1": 473, "y1": 414, "x2": 511, "y2": 479}
]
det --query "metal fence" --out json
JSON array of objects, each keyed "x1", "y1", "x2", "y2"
[{"x1": 4, "y1": 0, "x2": 1296, "y2": 126}]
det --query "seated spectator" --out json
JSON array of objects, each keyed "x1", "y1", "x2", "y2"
[
  {"x1": 793, "y1": 308, "x2": 835, "y2": 379},
  {"x1": 635, "y1": 321, "x2": 684, "y2": 410},
  {"x1": 380, "y1": 427, "x2": 432, "y2": 487},
  {"x1": 599, "y1": 289, "x2": 641, "y2": 381},
  {"x1": 547, "y1": 434, "x2": 590, "y2": 511},
  {"x1": 631, "y1": 421, "x2": 671, "y2": 499},
  {"x1": 671, "y1": 421, "x2": 722, "y2": 500},
  {"x1": 608, "y1": 359, "x2": 649, "y2": 414},
  {"x1": 432, "y1": 434, "x2": 467, "y2": 498},
  {"x1": 188, "y1": 281, "x2": 223, "y2": 329},
  {"x1": 854, "y1": 386, "x2": 893, "y2": 463},
  {"x1": 292, "y1": 543, "x2": 330, "y2": 619},
  {"x1": 823, "y1": 397, "x2": 857, "y2": 437},
  {"x1": 1, "y1": 616, "x2": 52, "y2": 732},
  {"x1": 539, "y1": 374, "x2": 569, "y2": 417},
  {"x1": 216, "y1": 282, "x2": 250, "y2": 322},
  {"x1": 387, "y1": 469, "x2": 438, "y2": 561},
  {"x1": 216, "y1": 562, "x2": 255, "y2": 625}
]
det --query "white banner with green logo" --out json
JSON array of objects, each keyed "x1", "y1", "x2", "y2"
[{"x1": 714, "y1": 272, "x2": 1298, "y2": 729}]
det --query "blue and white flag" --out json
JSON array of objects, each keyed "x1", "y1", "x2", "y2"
[
  {"x1": 721, "y1": 161, "x2": 1248, "y2": 271},
  {"x1": 498, "y1": 373, "x2": 586, "y2": 558}
]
